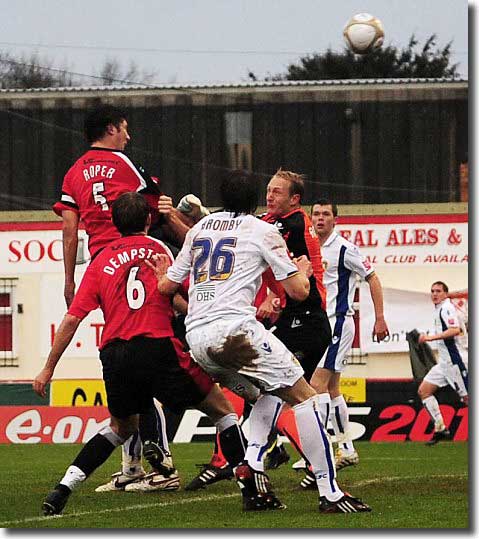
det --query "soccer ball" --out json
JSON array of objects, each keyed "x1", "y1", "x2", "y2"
[{"x1": 343, "y1": 13, "x2": 384, "y2": 54}]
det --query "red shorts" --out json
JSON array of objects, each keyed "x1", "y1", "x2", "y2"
[{"x1": 171, "y1": 336, "x2": 215, "y2": 396}]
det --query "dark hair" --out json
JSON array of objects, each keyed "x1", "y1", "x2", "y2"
[
  {"x1": 220, "y1": 170, "x2": 259, "y2": 216},
  {"x1": 84, "y1": 105, "x2": 127, "y2": 144},
  {"x1": 112, "y1": 192, "x2": 150, "y2": 236},
  {"x1": 311, "y1": 198, "x2": 338, "y2": 217},
  {"x1": 431, "y1": 281, "x2": 449, "y2": 293},
  {"x1": 273, "y1": 168, "x2": 305, "y2": 202}
]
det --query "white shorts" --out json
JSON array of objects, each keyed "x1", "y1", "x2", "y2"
[
  {"x1": 317, "y1": 315, "x2": 355, "y2": 373},
  {"x1": 423, "y1": 362, "x2": 468, "y2": 398},
  {"x1": 186, "y1": 316, "x2": 304, "y2": 399}
]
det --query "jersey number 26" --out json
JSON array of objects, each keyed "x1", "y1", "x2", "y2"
[{"x1": 192, "y1": 238, "x2": 237, "y2": 284}]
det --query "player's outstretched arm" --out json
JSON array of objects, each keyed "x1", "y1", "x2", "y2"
[
  {"x1": 366, "y1": 272, "x2": 389, "y2": 341},
  {"x1": 33, "y1": 314, "x2": 82, "y2": 398},
  {"x1": 419, "y1": 327, "x2": 460, "y2": 343},
  {"x1": 61, "y1": 210, "x2": 80, "y2": 308},
  {"x1": 158, "y1": 195, "x2": 191, "y2": 245}
]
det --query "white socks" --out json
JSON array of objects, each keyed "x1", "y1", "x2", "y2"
[
  {"x1": 216, "y1": 413, "x2": 240, "y2": 433},
  {"x1": 245, "y1": 394, "x2": 283, "y2": 472},
  {"x1": 316, "y1": 392, "x2": 331, "y2": 426},
  {"x1": 330, "y1": 395, "x2": 355, "y2": 454},
  {"x1": 60, "y1": 465, "x2": 87, "y2": 491},
  {"x1": 120, "y1": 401, "x2": 170, "y2": 476},
  {"x1": 121, "y1": 432, "x2": 143, "y2": 475},
  {"x1": 294, "y1": 395, "x2": 343, "y2": 501},
  {"x1": 422, "y1": 395, "x2": 446, "y2": 431},
  {"x1": 154, "y1": 400, "x2": 170, "y2": 453}
]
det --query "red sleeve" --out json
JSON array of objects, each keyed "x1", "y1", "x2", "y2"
[
  {"x1": 68, "y1": 267, "x2": 100, "y2": 320},
  {"x1": 253, "y1": 269, "x2": 286, "y2": 310},
  {"x1": 262, "y1": 268, "x2": 287, "y2": 308},
  {"x1": 53, "y1": 169, "x2": 80, "y2": 217},
  {"x1": 179, "y1": 276, "x2": 190, "y2": 300},
  {"x1": 53, "y1": 201, "x2": 79, "y2": 217},
  {"x1": 142, "y1": 193, "x2": 161, "y2": 226}
]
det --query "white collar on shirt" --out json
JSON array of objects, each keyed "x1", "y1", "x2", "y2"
[
  {"x1": 435, "y1": 297, "x2": 451, "y2": 311},
  {"x1": 322, "y1": 230, "x2": 339, "y2": 248}
]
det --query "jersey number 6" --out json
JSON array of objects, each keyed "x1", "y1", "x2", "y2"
[{"x1": 126, "y1": 266, "x2": 145, "y2": 309}]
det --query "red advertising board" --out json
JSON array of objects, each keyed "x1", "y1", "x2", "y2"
[
  {"x1": 0, "y1": 381, "x2": 468, "y2": 444},
  {"x1": 0, "y1": 406, "x2": 110, "y2": 444}
]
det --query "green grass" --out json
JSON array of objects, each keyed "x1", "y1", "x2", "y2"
[{"x1": 0, "y1": 441, "x2": 468, "y2": 529}]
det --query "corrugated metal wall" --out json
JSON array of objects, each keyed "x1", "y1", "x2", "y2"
[{"x1": 0, "y1": 81, "x2": 468, "y2": 210}]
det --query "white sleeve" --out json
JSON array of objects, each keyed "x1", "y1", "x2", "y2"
[
  {"x1": 258, "y1": 228, "x2": 298, "y2": 281},
  {"x1": 440, "y1": 305, "x2": 460, "y2": 329},
  {"x1": 166, "y1": 229, "x2": 194, "y2": 284},
  {"x1": 344, "y1": 244, "x2": 375, "y2": 279}
]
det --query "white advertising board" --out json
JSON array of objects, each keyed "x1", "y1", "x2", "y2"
[
  {"x1": 335, "y1": 214, "x2": 467, "y2": 267},
  {"x1": 0, "y1": 213, "x2": 468, "y2": 358}
]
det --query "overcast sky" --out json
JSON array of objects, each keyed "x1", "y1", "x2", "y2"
[{"x1": 0, "y1": 0, "x2": 470, "y2": 85}]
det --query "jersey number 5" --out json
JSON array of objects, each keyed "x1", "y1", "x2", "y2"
[
  {"x1": 93, "y1": 182, "x2": 108, "y2": 211},
  {"x1": 192, "y1": 238, "x2": 237, "y2": 284}
]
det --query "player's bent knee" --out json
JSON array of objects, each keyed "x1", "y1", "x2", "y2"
[
  {"x1": 197, "y1": 384, "x2": 236, "y2": 422},
  {"x1": 109, "y1": 415, "x2": 139, "y2": 443},
  {"x1": 418, "y1": 383, "x2": 434, "y2": 400},
  {"x1": 99, "y1": 425, "x2": 128, "y2": 446},
  {"x1": 310, "y1": 368, "x2": 332, "y2": 394},
  {"x1": 274, "y1": 376, "x2": 316, "y2": 406}
]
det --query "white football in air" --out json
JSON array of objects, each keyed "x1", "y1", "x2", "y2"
[{"x1": 343, "y1": 13, "x2": 384, "y2": 54}]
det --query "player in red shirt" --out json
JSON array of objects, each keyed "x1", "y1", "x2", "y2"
[
  {"x1": 34, "y1": 192, "x2": 250, "y2": 516},
  {"x1": 52, "y1": 105, "x2": 192, "y2": 492},
  {"x1": 53, "y1": 104, "x2": 189, "y2": 308}
]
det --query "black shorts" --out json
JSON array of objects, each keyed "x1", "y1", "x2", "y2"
[
  {"x1": 99, "y1": 336, "x2": 213, "y2": 418},
  {"x1": 273, "y1": 308, "x2": 332, "y2": 382}
]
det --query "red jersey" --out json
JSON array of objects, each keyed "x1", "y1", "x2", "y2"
[
  {"x1": 254, "y1": 268, "x2": 287, "y2": 311},
  {"x1": 53, "y1": 148, "x2": 161, "y2": 259},
  {"x1": 262, "y1": 208, "x2": 326, "y2": 314},
  {"x1": 68, "y1": 235, "x2": 175, "y2": 349}
]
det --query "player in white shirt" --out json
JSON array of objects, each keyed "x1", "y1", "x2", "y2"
[
  {"x1": 418, "y1": 281, "x2": 468, "y2": 445},
  {"x1": 147, "y1": 171, "x2": 371, "y2": 513},
  {"x1": 307, "y1": 199, "x2": 389, "y2": 477}
]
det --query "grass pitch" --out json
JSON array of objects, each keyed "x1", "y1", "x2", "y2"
[{"x1": 0, "y1": 441, "x2": 468, "y2": 529}]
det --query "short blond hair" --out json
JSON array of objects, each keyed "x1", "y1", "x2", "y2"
[{"x1": 272, "y1": 168, "x2": 305, "y2": 201}]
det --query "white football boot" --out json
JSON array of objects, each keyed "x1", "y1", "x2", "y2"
[
  {"x1": 124, "y1": 471, "x2": 180, "y2": 492},
  {"x1": 95, "y1": 469, "x2": 146, "y2": 492},
  {"x1": 292, "y1": 458, "x2": 307, "y2": 471},
  {"x1": 335, "y1": 448, "x2": 359, "y2": 470}
]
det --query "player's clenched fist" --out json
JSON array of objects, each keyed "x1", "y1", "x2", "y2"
[
  {"x1": 293, "y1": 255, "x2": 313, "y2": 278},
  {"x1": 158, "y1": 195, "x2": 173, "y2": 215}
]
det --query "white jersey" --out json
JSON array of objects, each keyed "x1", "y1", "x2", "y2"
[
  {"x1": 167, "y1": 211, "x2": 299, "y2": 332},
  {"x1": 321, "y1": 231, "x2": 374, "y2": 317},
  {"x1": 433, "y1": 298, "x2": 468, "y2": 370}
]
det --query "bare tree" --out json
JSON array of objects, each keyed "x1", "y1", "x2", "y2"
[
  {"x1": 0, "y1": 51, "x2": 73, "y2": 89},
  {"x1": 97, "y1": 57, "x2": 157, "y2": 85},
  {"x1": 0, "y1": 51, "x2": 158, "y2": 89}
]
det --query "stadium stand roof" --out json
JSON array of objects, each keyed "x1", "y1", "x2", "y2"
[{"x1": 0, "y1": 77, "x2": 467, "y2": 94}]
